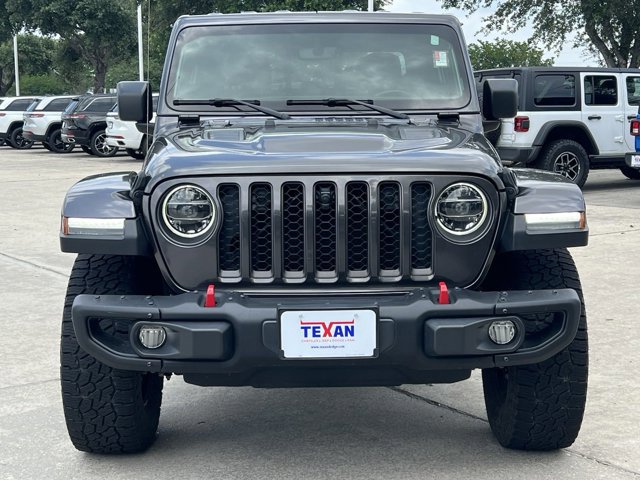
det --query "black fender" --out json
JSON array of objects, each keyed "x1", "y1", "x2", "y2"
[
  {"x1": 532, "y1": 121, "x2": 599, "y2": 155},
  {"x1": 60, "y1": 172, "x2": 152, "y2": 256},
  {"x1": 498, "y1": 168, "x2": 588, "y2": 251}
]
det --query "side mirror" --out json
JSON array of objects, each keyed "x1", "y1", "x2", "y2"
[
  {"x1": 482, "y1": 79, "x2": 518, "y2": 120},
  {"x1": 117, "y1": 81, "x2": 153, "y2": 123}
]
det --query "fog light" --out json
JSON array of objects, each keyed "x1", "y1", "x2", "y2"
[
  {"x1": 138, "y1": 325, "x2": 166, "y2": 349},
  {"x1": 488, "y1": 320, "x2": 516, "y2": 345}
]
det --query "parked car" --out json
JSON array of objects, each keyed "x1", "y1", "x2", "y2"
[
  {"x1": 61, "y1": 94, "x2": 118, "y2": 157},
  {"x1": 106, "y1": 94, "x2": 158, "y2": 159},
  {"x1": 60, "y1": 12, "x2": 589, "y2": 454},
  {"x1": 0, "y1": 96, "x2": 38, "y2": 149},
  {"x1": 476, "y1": 67, "x2": 640, "y2": 187},
  {"x1": 22, "y1": 96, "x2": 77, "y2": 153}
]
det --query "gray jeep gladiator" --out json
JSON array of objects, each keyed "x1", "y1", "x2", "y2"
[{"x1": 59, "y1": 12, "x2": 589, "y2": 454}]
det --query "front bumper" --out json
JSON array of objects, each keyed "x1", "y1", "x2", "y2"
[{"x1": 71, "y1": 287, "x2": 581, "y2": 387}]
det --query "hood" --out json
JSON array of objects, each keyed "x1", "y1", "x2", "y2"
[{"x1": 138, "y1": 120, "x2": 504, "y2": 192}]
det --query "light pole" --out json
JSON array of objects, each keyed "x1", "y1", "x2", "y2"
[
  {"x1": 137, "y1": 3, "x2": 144, "y2": 81},
  {"x1": 13, "y1": 35, "x2": 20, "y2": 96}
]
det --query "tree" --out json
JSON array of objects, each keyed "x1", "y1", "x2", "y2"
[
  {"x1": 468, "y1": 39, "x2": 554, "y2": 70},
  {"x1": 7, "y1": 0, "x2": 137, "y2": 92},
  {"x1": 440, "y1": 0, "x2": 640, "y2": 67},
  {"x1": 0, "y1": 0, "x2": 14, "y2": 43},
  {"x1": 0, "y1": 34, "x2": 62, "y2": 95}
]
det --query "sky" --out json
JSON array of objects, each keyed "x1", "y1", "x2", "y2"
[{"x1": 387, "y1": 0, "x2": 601, "y2": 66}]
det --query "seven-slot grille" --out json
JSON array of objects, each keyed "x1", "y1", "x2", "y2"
[{"x1": 216, "y1": 178, "x2": 433, "y2": 284}]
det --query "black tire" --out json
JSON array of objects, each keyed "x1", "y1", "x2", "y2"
[
  {"x1": 481, "y1": 249, "x2": 588, "y2": 450},
  {"x1": 620, "y1": 165, "x2": 640, "y2": 180},
  {"x1": 43, "y1": 142, "x2": 52, "y2": 151},
  {"x1": 90, "y1": 129, "x2": 118, "y2": 157},
  {"x1": 61, "y1": 254, "x2": 164, "y2": 453},
  {"x1": 9, "y1": 127, "x2": 34, "y2": 149},
  {"x1": 536, "y1": 139, "x2": 589, "y2": 188},
  {"x1": 81, "y1": 145, "x2": 94, "y2": 155},
  {"x1": 47, "y1": 128, "x2": 75, "y2": 153},
  {"x1": 126, "y1": 148, "x2": 145, "y2": 160}
]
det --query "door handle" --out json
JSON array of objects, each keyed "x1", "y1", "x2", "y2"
[
  {"x1": 628, "y1": 115, "x2": 637, "y2": 120},
  {"x1": 588, "y1": 115, "x2": 602, "y2": 120}
]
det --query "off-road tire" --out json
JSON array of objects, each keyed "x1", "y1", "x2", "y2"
[
  {"x1": 481, "y1": 249, "x2": 588, "y2": 450},
  {"x1": 61, "y1": 254, "x2": 164, "y2": 453},
  {"x1": 536, "y1": 139, "x2": 589, "y2": 188},
  {"x1": 620, "y1": 165, "x2": 640, "y2": 180}
]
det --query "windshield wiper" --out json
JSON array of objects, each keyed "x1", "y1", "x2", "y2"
[
  {"x1": 173, "y1": 98, "x2": 290, "y2": 120},
  {"x1": 286, "y1": 98, "x2": 411, "y2": 121}
]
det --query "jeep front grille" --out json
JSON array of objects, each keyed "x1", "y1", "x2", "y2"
[{"x1": 216, "y1": 177, "x2": 433, "y2": 284}]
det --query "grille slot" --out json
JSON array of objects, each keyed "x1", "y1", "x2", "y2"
[
  {"x1": 282, "y1": 183, "x2": 305, "y2": 275},
  {"x1": 378, "y1": 182, "x2": 401, "y2": 273},
  {"x1": 218, "y1": 184, "x2": 240, "y2": 273},
  {"x1": 411, "y1": 182, "x2": 433, "y2": 272},
  {"x1": 346, "y1": 182, "x2": 369, "y2": 274},
  {"x1": 215, "y1": 178, "x2": 435, "y2": 284},
  {"x1": 250, "y1": 184, "x2": 273, "y2": 274},
  {"x1": 314, "y1": 182, "x2": 337, "y2": 275}
]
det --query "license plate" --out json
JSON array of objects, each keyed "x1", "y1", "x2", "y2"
[
  {"x1": 280, "y1": 309, "x2": 377, "y2": 359},
  {"x1": 631, "y1": 155, "x2": 640, "y2": 167}
]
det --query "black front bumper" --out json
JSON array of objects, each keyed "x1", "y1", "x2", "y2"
[
  {"x1": 71, "y1": 287, "x2": 581, "y2": 387},
  {"x1": 22, "y1": 131, "x2": 45, "y2": 142}
]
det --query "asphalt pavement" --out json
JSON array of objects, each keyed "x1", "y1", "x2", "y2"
[{"x1": 0, "y1": 147, "x2": 639, "y2": 479}]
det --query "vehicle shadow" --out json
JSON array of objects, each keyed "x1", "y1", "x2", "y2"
[{"x1": 75, "y1": 383, "x2": 582, "y2": 480}]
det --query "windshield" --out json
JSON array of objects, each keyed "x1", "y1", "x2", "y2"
[{"x1": 166, "y1": 23, "x2": 471, "y2": 113}]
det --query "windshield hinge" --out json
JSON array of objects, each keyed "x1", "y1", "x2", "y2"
[{"x1": 178, "y1": 114, "x2": 201, "y2": 127}]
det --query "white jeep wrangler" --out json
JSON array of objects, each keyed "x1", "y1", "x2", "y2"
[{"x1": 476, "y1": 67, "x2": 640, "y2": 187}]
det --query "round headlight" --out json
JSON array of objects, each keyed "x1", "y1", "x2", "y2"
[
  {"x1": 162, "y1": 185, "x2": 215, "y2": 238},
  {"x1": 435, "y1": 183, "x2": 488, "y2": 235}
]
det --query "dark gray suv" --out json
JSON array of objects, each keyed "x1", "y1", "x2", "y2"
[
  {"x1": 59, "y1": 12, "x2": 589, "y2": 454},
  {"x1": 61, "y1": 94, "x2": 118, "y2": 157}
]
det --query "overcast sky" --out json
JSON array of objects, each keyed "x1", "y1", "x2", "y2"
[{"x1": 387, "y1": 0, "x2": 600, "y2": 66}]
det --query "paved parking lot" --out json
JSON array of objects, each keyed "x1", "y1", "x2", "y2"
[{"x1": 1, "y1": 146, "x2": 639, "y2": 479}]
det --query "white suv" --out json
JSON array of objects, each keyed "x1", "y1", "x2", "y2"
[
  {"x1": 23, "y1": 96, "x2": 77, "y2": 153},
  {"x1": 106, "y1": 95, "x2": 158, "y2": 159},
  {"x1": 0, "y1": 97, "x2": 38, "y2": 149},
  {"x1": 476, "y1": 67, "x2": 640, "y2": 187}
]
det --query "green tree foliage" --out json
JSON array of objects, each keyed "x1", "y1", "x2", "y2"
[
  {"x1": 7, "y1": 0, "x2": 137, "y2": 92},
  {"x1": 468, "y1": 39, "x2": 554, "y2": 70},
  {"x1": 0, "y1": 34, "x2": 61, "y2": 95},
  {"x1": 440, "y1": 0, "x2": 640, "y2": 67}
]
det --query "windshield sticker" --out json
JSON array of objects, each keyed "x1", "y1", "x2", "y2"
[
  {"x1": 434, "y1": 51, "x2": 449, "y2": 68},
  {"x1": 430, "y1": 35, "x2": 440, "y2": 46}
]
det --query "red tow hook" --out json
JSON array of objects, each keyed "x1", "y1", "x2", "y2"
[
  {"x1": 204, "y1": 284, "x2": 216, "y2": 307},
  {"x1": 438, "y1": 281, "x2": 450, "y2": 305}
]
